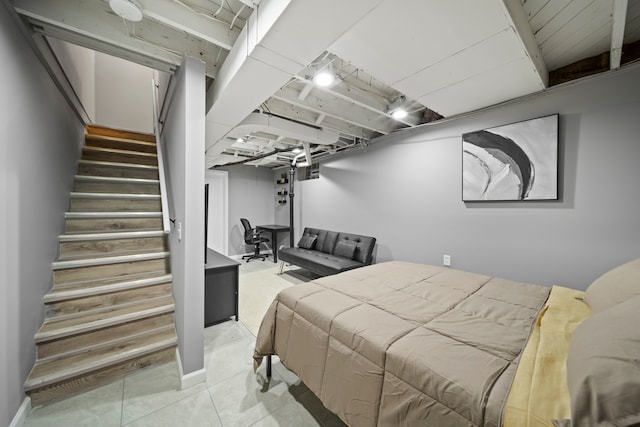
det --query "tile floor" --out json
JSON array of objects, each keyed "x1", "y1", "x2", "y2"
[{"x1": 23, "y1": 258, "x2": 346, "y2": 427}]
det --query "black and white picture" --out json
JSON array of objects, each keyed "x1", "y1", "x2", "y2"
[{"x1": 462, "y1": 114, "x2": 558, "y2": 201}]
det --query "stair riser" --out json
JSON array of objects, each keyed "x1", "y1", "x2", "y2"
[
  {"x1": 46, "y1": 283, "x2": 173, "y2": 319},
  {"x1": 82, "y1": 149, "x2": 157, "y2": 166},
  {"x1": 70, "y1": 198, "x2": 161, "y2": 212},
  {"x1": 28, "y1": 346, "x2": 175, "y2": 406},
  {"x1": 85, "y1": 138, "x2": 157, "y2": 154},
  {"x1": 59, "y1": 236, "x2": 168, "y2": 259},
  {"x1": 37, "y1": 313, "x2": 174, "y2": 360},
  {"x1": 54, "y1": 258, "x2": 170, "y2": 285},
  {"x1": 86, "y1": 125, "x2": 156, "y2": 143},
  {"x1": 73, "y1": 181, "x2": 160, "y2": 195},
  {"x1": 77, "y1": 164, "x2": 159, "y2": 180},
  {"x1": 65, "y1": 217, "x2": 162, "y2": 233}
]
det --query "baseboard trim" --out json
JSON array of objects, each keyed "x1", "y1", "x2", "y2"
[
  {"x1": 175, "y1": 348, "x2": 206, "y2": 390},
  {"x1": 9, "y1": 396, "x2": 31, "y2": 427}
]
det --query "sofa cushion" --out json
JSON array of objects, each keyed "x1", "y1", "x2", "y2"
[
  {"x1": 321, "y1": 231, "x2": 339, "y2": 254},
  {"x1": 298, "y1": 234, "x2": 317, "y2": 250},
  {"x1": 334, "y1": 239, "x2": 357, "y2": 259},
  {"x1": 279, "y1": 247, "x2": 363, "y2": 276},
  {"x1": 336, "y1": 232, "x2": 377, "y2": 264}
]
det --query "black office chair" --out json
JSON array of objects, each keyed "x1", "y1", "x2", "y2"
[{"x1": 240, "y1": 218, "x2": 270, "y2": 262}]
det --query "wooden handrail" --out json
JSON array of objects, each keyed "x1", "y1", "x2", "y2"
[{"x1": 151, "y1": 79, "x2": 171, "y2": 234}]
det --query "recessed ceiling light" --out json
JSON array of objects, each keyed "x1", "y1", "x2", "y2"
[
  {"x1": 109, "y1": 0, "x2": 143, "y2": 22},
  {"x1": 313, "y1": 71, "x2": 335, "y2": 87},
  {"x1": 391, "y1": 108, "x2": 408, "y2": 120}
]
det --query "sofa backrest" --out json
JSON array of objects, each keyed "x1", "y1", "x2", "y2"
[
  {"x1": 302, "y1": 227, "x2": 338, "y2": 254},
  {"x1": 301, "y1": 227, "x2": 376, "y2": 264}
]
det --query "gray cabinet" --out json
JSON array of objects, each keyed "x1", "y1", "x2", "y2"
[{"x1": 204, "y1": 249, "x2": 239, "y2": 326}]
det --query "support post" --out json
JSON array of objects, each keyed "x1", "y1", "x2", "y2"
[{"x1": 289, "y1": 165, "x2": 295, "y2": 247}]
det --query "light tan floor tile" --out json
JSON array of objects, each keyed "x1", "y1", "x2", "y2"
[
  {"x1": 204, "y1": 319, "x2": 254, "y2": 350},
  {"x1": 24, "y1": 379, "x2": 124, "y2": 427},
  {"x1": 208, "y1": 369, "x2": 294, "y2": 427},
  {"x1": 204, "y1": 334, "x2": 256, "y2": 386},
  {"x1": 123, "y1": 389, "x2": 222, "y2": 427},
  {"x1": 121, "y1": 360, "x2": 206, "y2": 425}
]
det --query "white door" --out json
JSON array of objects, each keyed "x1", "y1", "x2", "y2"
[{"x1": 205, "y1": 170, "x2": 228, "y2": 255}]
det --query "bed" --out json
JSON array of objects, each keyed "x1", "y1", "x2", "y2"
[{"x1": 253, "y1": 259, "x2": 640, "y2": 427}]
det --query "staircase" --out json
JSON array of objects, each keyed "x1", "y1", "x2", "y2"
[{"x1": 24, "y1": 125, "x2": 176, "y2": 406}]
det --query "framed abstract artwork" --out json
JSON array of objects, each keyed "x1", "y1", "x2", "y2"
[{"x1": 462, "y1": 114, "x2": 558, "y2": 201}]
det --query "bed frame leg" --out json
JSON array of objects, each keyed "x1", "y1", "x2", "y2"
[
  {"x1": 278, "y1": 261, "x2": 285, "y2": 275},
  {"x1": 266, "y1": 355, "x2": 272, "y2": 378}
]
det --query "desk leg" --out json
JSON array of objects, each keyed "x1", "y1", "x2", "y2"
[{"x1": 272, "y1": 230, "x2": 279, "y2": 263}]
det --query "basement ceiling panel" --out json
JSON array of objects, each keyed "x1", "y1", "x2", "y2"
[
  {"x1": 421, "y1": 57, "x2": 545, "y2": 116},
  {"x1": 394, "y1": 27, "x2": 530, "y2": 102},
  {"x1": 329, "y1": 0, "x2": 514, "y2": 86}
]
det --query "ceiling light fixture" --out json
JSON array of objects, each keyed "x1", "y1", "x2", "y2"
[
  {"x1": 388, "y1": 95, "x2": 409, "y2": 121},
  {"x1": 109, "y1": 0, "x2": 143, "y2": 22},
  {"x1": 292, "y1": 147, "x2": 302, "y2": 154},
  {"x1": 313, "y1": 70, "x2": 335, "y2": 87},
  {"x1": 391, "y1": 108, "x2": 408, "y2": 120}
]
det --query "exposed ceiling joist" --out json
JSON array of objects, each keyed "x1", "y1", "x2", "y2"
[
  {"x1": 272, "y1": 85, "x2": 397, "y2": 135},
  {"x1": 611, "y1": 0, "x2": 629, "y2": 69},
  {"x1": 138, "y1": 0, "x2": 241, "y2": 50}
]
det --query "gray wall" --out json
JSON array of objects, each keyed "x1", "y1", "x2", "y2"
[
  {"x1": 161, "y1": 57, "x2": 206, "y2": 375},
  {"x1": 47, "y1": 37, "x2": 96, "y2": 122},
  {"x1": 1, "y1": 6, "x2": 84, "y2": 426},
  {"x1": 218, "y1": 165, "x2": 277, "y2": 256},
  {"x1": 297, "y1": 63, "x2": 640, "y2": 290},
  {"x1": 95, "y1": 53, "x2": 154, "y2": 133}
]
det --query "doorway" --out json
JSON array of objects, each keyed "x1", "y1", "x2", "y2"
[{"x1": 205, "y1": 170, "x2": 229, "y2": 255}]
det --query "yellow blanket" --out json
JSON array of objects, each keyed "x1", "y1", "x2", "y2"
[{"x1": 504, "y1": 285, "x2": 591, "y2": 427}]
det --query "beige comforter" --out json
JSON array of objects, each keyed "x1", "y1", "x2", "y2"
[{"x1": 254, "y1": 261, "x2": 550, "y2": 426}]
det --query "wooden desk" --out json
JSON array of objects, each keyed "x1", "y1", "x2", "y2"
[
  {"x1": 204, "y1": 249, "x2": 240, "y2": 326},
  {"x1": 255, "y1": 224, "x2": 290, "y2": 263}
]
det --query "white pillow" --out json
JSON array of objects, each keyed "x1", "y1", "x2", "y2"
[{"x1": 583, "y1": 258, "x2": 640, "y2": 313}]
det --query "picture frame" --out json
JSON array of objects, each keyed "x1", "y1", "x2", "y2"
[{"x1": 462, "y1": 114, "x2": 558, "y2": 201}]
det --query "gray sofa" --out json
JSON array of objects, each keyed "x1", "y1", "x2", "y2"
[{"x1": 278, "y1": 227, "x2": 376, "y2": 276}]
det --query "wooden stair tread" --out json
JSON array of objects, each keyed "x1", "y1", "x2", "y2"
[
  {"x1": 36, "y1": 296, "x2": 175, "y2": 342},
  {"x1": 65, "y1": 211, "x2": 162, "y2": 218},
  {"x1": 74, "y1": 175, "x2": 160, "y2": 185},
  {"x1": 59, "y1": 230, "x2": 165, "y2": 241},
  {"x1": 50, "y1": 271, "x2": 171, "y2": 293},
  {"x1": 85, "y1": 134, "x2": 157, "y2": 152},
  {"x1": 53, "y1": 251, "x2": 169, "y2": 270},
  {"x1": 78, "y1": 159, "x2": 158, "y2": 171},
  {"x1": 70, "y1": 192, "x2": 160, "y2": 199},
  {"x1": 25, "y1": 327, "x2": 176, "y2": 390},
  {"x1": 46, "y1": 274, "x2": 172, "y2": 302},
  {"x1": 83, "y1": 146, "x2": 157, "y2": 159}
]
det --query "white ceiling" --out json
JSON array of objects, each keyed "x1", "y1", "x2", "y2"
[{"x1": 9, "y1": 0, "x2": 640, "y2": 169}]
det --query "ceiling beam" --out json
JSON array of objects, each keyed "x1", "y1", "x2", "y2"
[
  {"x1": 273, "y1": 85, "x2": 397, "y2": 135},
  {"x1": 23, "y1": 17, "x2": 180, "y2": 73},
  {"x1": 138, "y1": 0, "x2": 240, "y2": 51},
  {"x1": 500, "y1": 0, "x2": 548, "y2": 88},
  {"x1": 263, "y1": 98, "x2": 379, "y2": 140},
  {"x1": 14, "y1": 0, "x2": 224, "y2": 77},
  {"x1": 611, "y1": 0, "x2": 628, "y2": 69}
]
